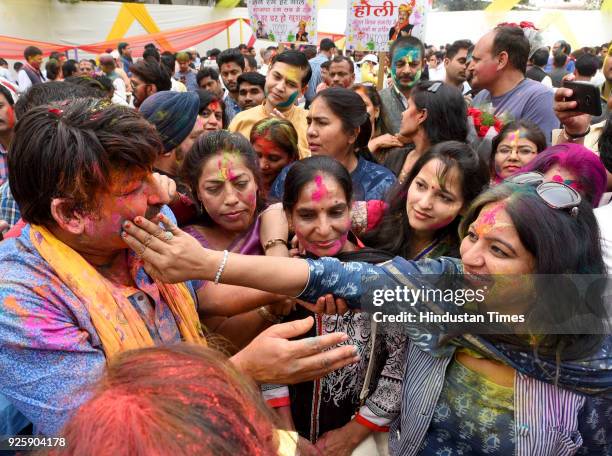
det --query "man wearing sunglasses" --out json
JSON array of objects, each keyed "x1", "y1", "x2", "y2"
[{"x1": 469, "y1": 25, "x2": 558, "y2": 144}]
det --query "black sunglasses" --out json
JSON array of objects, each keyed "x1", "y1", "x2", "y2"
[{"x1": 504, "y1": 172, "x2": 581, "y2": 216}]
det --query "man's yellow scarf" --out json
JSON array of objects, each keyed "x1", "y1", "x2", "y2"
[{"x1": 30, "y1": 225, "x2": 206, "y2": 359}]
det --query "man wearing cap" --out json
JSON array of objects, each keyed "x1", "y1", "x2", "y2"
[
  {"x1": 305, "y1": 38, "x2": 336, "y2": 107},
  {"x1": 0, "y1": 80, "x2": 17, "y2": 186},
  {"x1": 356, "y1": 54, "x2": 378, "y2": 84},
  {"x1": 140, "y1": 91, "x2": 199, "y2": 186},
  {"x1": 139, "y1": 91, "x2": 201, "y2": 225}
]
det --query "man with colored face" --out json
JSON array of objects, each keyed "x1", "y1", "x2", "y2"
[
  {"x1": 237, "y1": 72, "x2": 266, "y2": 110},
  {"x1": 379, "y1": 36, "x2": 425, "y2": 135},
  {"x1": 328, "y1": 56, "x2": 355, "y2": 89},
  {"x1": 229, "y1": 50, "x2": 312, "y2": 159},
  {"x1": 469, "y1": 26, "x2": 557, "y2": 143},
  {"x1": 17, "y1": 46, "x2": 46, "y2": 93},
  {"x1": 217, "y1": 48, "x2": 245, "y2": 124}
]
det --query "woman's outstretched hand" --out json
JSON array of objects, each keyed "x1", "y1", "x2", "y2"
[
  {"x1": 122, "y1": 214, "x2": 207, "y2": 283},
  {"x1": 230, "y1": 316, "x2": 359, "y2": 384}
]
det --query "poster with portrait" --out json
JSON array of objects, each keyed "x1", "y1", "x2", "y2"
[
  {"x1": 345, "y1": 0, "x2": 430, "y2": 52},
  {"x1": 248, "y1": 0, "x2": 318, "y2": 44}
]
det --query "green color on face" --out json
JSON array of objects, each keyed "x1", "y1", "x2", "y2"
[
  {"x1": 391, "y1": 46, "x2": 422, "y2": 88},
  {"x1": 275, "y1": 90, "x2": 299, "y2": 108}
]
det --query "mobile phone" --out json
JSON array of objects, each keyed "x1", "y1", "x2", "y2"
[{"x1": 562, "y1": 81, "x2": 602, "y2": 117}]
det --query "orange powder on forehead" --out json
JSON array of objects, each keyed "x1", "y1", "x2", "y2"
[{"x1": 474, "y1": 202, "x2": 511, "y2": 237}]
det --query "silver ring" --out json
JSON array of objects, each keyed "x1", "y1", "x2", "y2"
[{"x1": 163, "y1": 231, "x2": 174, "y2": 241}]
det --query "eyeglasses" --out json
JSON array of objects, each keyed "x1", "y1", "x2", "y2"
[
  {"x1": 504, "y1": 172, "x2": 581, "y2": 216},
  {"x1": 427, "y1": 81, "x2": 443, "y2": 93}
]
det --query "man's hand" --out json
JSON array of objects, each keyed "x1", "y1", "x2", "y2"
[
  {"x1": 553, "y1": 87, "x2": 592, "y2": 136},
  {"x1": 230, "y1": 317, "x2": 359, "y2": 384},
  {"x1": 151, "y1": 172, "x2": 178, "y2": 205},
  {"x1": 315, "y1": 421, "x2": 373, "y2": 456}
]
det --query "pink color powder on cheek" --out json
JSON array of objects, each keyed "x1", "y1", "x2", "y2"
[{"x1": 311, "y1": 175, "x2": 328, "y2": 202}]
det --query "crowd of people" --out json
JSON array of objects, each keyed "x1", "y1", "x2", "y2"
[{"x1": 0, "y1": 22, "x2": 611, "y2": 456}]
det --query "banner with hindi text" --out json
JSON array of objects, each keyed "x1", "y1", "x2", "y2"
[
  {"x1": 248, "y1": 0, "x2": 318, "y2": 44},
  {"x1": 345, "y1": 0, "x2": 430, "y2": 52}
]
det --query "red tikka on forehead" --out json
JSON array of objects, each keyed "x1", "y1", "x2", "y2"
[
  {"x1": 207, "y1": 100, "x2": 221, "y2": 112},
  {"x1": 254, "y1": 136, "x2": 281, "y2": 155}
]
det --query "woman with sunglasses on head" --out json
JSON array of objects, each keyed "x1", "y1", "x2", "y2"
[
  {"x1": 390, "y1": 81, "x2": 469, "y2": 185},
  {"x1": 268, "y1": 88, "x2": 397, "y2": 203},
  {"x1": 489, "y1": 120, "x2": 547, "y2": 184},
  {"x1": 518, "y1": 143, "x2": 607, "y2": 207},
  {"x1": 123, "y1": 174, "x2": 611, "y2": 456}
]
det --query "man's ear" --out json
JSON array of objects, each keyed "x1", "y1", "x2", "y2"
[
  {"x1": 50, "y1": 198, "x2": 86, "y2": 235},
  {"x1": 497, "y1": 51, "x2": 509, "y2": 71},
  {"x1": 300, "y1": 83, "x2": 308, "y2": 96},
  {"x1": 443, "y1": 57, "x2": 450, "y2": 68}
]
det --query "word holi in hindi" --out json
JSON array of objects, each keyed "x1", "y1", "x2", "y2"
[{"x1": 353, "y1": 0, "x2": 396, "y2": 18}]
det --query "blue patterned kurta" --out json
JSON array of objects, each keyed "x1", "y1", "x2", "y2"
[
  {"x1": 0, "y1": 221, "x2": 196, "y2": 436},
  {"x1": 297, "y1": 256, "x2": 612, "y2": 455}
]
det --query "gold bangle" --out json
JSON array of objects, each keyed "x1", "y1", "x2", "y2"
[{"x1": 263, "y1": 238, "x2": 287, "y2": 251}]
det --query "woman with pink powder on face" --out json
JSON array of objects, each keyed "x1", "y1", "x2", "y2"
[
  {"x1": 266, "y1": 155, "x2": 399, "y2": 455},
  {"x1": 490, "y1": 120, "x2": 547, "y2": 184},
  {"x1": 179, "y1": 130, "x2": 296, "y2": 351}
]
